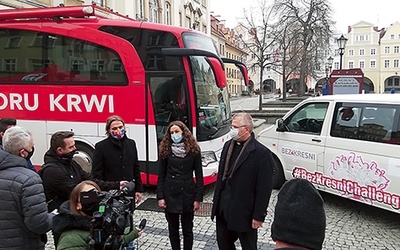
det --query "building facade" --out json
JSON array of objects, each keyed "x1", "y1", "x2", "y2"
[
  {"x1": 0, "y1": 0, "x2": 211, "y2": 34},
  {"x1": 332, "y1": 21, "x2": 400, "y2": 93},
  {"x1": 210, "y1": 15, "x2": 247, "y2": 97}
]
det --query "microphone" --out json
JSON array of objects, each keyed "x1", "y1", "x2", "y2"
[
  {"x1": 118, "y1": 180, "x2": 135, "y2": 195},
  {"x1": 138, "y1": 218, "x2": 147, "y2": 230}
]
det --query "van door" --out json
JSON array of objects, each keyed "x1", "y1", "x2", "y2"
[
  {"x1": 278, "y1": 102, "x2": 329, "y2": 179},
  {"x1": 324, "y1": 102, "x2": 400, "y2": 212}
]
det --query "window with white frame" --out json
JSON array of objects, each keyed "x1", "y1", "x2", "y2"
[
  {"x1": 384, "y1": 60, "x2": 390, "y2": 68},
  {"x1": 150, "y1": 0, "x2": 159, "y2": 23},
  {"x1": 357, "y1": 34, "x2": 369, "y2": 41},
  {"x1": 394, "y1": 59, "x2": 399, "y2": 68},
  {"x1": 348, "y1": 49, "x2": 354, "y2": 56},
  {"x1": 186, "y1": 16, "x2": 191, "y2": 29},
  {"x1": 359, "y1": 61, "x2": 365, "y2": 68},
  {"x1": 90, "y1": 60, "x2": 106, "y2": 73},
  {"x1": 359, "y1": 49, "x2": 364, "y2": 56},
  {"x1": 93, "y1": 0, "x2": 105, "y2": 7},
  {"x1": 138, "y1": 0, "x2": 144, "y2": 19},
  {"x1": 349, "y1": 61, "x2": 354, "y2": 69},
  {"x1": 394, "y1": 46, "x2": 399, "y2": 53},
  {"x1": 31, "y1": 33, "x2": 56, "y2": 48},
  {"x1": 385, "y1": 46, "x2": 390, "y2": 53},
  {"x1": 4, "y1": 58, "x2": 16, "y2": 71},
  {"x1": 370, "y1": 48, "x2": 376, "y2": 55},
  {"x1": 29, "y1": 58, "x2": 46, "y2": 71},
  {"x1": 391, "y1": 34, "x2": 395, "y2": 39},
  {"x1": 370, "y1": 60, "x2": 376, "y2": 68},
  {"x1": 334, "y1": 62, "x2": 339, "y2": 69},
  {"x1": 165, "y1": 2, "x2": 171, "y2": 25},
  {"x1": 6, "y1": 36, "x2": 22, "y2": 48}
]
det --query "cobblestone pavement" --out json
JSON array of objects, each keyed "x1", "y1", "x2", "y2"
[{"x1": 46, "y1": 183, "x2": 400, "y2": 250}]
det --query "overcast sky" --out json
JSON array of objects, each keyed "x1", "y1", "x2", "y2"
[{"x1": 210, "y1": 0, "x2": 399, "y2": 34}]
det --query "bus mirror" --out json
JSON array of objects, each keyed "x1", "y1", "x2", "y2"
[
  {"x1": 221, "y1": 58, "x2": 249, "y2": 86},
  {"x1": 161, "y1": 48, "x2": 227, "y2": 88},
  {"x1": 206, "y1": 57, "x2": 227, "y2": 88},
  {"x1": 238, "y1": 64, "x2": 249, "y2": 86},
  {"x1": 161, "y1": 48, "x2": 224, "y2": 70}
]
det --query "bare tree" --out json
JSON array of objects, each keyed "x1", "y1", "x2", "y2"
[
  {"x1": 236, "y1": 0, "x2": 278, "y2": 110},
  {"x1": 272, "y1": 15, "x2": 303, "y2": 101},
  {"x1": 274, "y1": 0, "x2": 335, "y2": 96}
]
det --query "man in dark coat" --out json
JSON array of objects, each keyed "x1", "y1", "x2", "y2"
[
  {"x1": 0, "y1": 126, "x2": 53, "y2": 249},
  {"x1": 211, "y1": 112, "x2": 274, "y2": 250},
  {"x1": 39, "y1": 131, "x2": 122, "y2": 212}
]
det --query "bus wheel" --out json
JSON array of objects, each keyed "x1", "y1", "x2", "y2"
[
  {"x1": 74, "y1": 143, "x2": 94, "y2": 173},
  {"x1": 272, "y1": 156, "x2": 285, "y2": 190}
]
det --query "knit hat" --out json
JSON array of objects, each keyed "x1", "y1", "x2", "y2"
[{"x1": 271, "y1": 178, "x2": 326, "y2": 250}]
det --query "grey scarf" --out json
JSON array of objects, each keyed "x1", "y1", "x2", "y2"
[{"x1": 171, "y1": 142, "x2": 187, "y2": 158}]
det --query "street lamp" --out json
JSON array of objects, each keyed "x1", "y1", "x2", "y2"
[{"x1": 337, "y1": 34, "x2": 348, "y2": 70}]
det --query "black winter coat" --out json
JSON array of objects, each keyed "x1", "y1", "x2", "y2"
[
  {"x1": 92, "y1": 136, "x2": 144, "y2": 193},
  {"x1": 211, "y1": 135, "x2": 274, "y2": 232},
  {"x1": 157, "y1": 152, "x2": 204, "y2": 213},
  {"x1": 0, "y1": 150, "x2": 53, "y2": 249},
  {"x1": 39, "y1": 150, "x2": 119, "y2": 212}
]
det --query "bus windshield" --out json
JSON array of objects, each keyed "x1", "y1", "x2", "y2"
[{"x1": 182, "y1": 33, "x2": 232, "y2": 141}]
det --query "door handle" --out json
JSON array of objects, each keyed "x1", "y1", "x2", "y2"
[{"x1": 312, "y1": 138, "x2": 321, "y2": 142}]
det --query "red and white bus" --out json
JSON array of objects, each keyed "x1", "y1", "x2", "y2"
[{"x1": 0, "y1": 5, "x2": 248, "y2": 185}]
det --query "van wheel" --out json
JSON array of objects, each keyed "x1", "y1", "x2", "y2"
[
  {"x1": 74, "y1": 143, "x2": 94, "y2": 173},
  {"x1": 272, "y1": 156, "x2": 285, "y2": 189}
]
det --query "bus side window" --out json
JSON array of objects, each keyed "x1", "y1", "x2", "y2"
[{"x1": 0, "y1": 29, "x2": 127, "y2": 85}]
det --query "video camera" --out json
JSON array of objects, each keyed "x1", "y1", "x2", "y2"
[{"x1": 83, "y1": 181, "x2": 137, "y2": 250}]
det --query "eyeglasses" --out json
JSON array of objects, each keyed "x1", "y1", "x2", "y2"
[{"x1": 231, "y1": 125, "x2": 247, "y2": 129}]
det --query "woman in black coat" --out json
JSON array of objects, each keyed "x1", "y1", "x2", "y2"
[
  {"x1": 157, "y1": 121, "x2": 204, "y2": 250},
  {"x1": 92, "y1": 115, "x2": 144, "y2": 203}
]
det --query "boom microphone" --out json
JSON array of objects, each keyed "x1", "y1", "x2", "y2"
[
  {"x1": 138, "y1": 219, "x2": 147, "y2": 230},
  {"x1": 119, "y1": 180, "x2": 135, "y2": 195}
]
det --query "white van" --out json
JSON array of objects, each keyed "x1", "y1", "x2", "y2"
[{"x1": 257, "y1": 94, "x2": 400, "y2": 214}]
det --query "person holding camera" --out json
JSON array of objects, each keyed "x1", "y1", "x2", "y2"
[
  {"x1": 39, "y1": 131, "x2": 125, "y2": 213},
  {"x1": 53, "y1": 180, "x2": 141, "y2": 249},
  {"x1": 92, "y1": 115, "x2": 144, "y2": 204},
  {"x1": 157, "y1": 121, "x2": 204, "y2": 250}
]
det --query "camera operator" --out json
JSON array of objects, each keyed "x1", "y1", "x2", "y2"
[{"x1": 53, "y1": 180, "x2": 142, "y2": 249}]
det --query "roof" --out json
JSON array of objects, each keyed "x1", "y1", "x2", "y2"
[{"x1": 310, "y1": 94, "x2": 400, "y2": 104}]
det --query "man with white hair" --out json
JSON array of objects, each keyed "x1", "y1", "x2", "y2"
[
  {"x1": 211, "y1": 112, "x2": 274, "y2": 250},
  {"x1": 0, "y1": 126, "x2": 53, "y2": 249}
]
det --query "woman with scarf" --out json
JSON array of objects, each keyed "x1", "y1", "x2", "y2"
[
  {"x1": 157, "y1": 121, "x2": 204, "y2": 250},
  {"x1": 92, "y1": 115, "x2": 144, "y2": 204}
]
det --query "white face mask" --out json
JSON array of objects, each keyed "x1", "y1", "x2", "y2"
[{"x1": 229, "y1": 127, "x2": 241, "y2": 140}]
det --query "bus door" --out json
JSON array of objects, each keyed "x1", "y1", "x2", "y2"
[{"x1": 144, "y1": 73, "x2": 190, "y2": 185}]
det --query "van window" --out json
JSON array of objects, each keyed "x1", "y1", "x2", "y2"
[
  {"x1": 331, "y1": 103, "x2": 400, "y2": 144},
  {"x1": 284, "y1": 102, "x2": 328, "y2": 134},
  {"x1": 0, "y1": 29, "x2": 127, "y2": 85}
]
